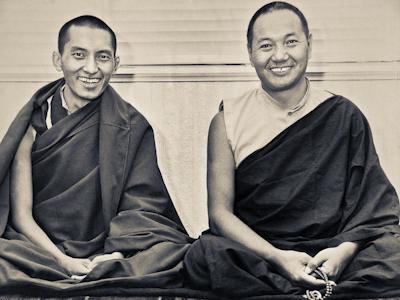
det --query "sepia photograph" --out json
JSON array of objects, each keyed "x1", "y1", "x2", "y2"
[{"x1": 0, "y1": 0, "x2": 399, "y2": 298}]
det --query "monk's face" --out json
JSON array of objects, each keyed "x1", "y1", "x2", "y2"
[
  {"x1": 248, "y1": 9, "x2": 311, "y2": 94},
  {"x1": 53, "y1": 25, "x2": 119, "y2": 105}
]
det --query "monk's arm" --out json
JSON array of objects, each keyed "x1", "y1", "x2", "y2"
[
  {"x1": 10, "y1": 125, "x2": 91, "y2": 276},
  {"x1": 207, "y1": 112, "x2": 324, "y2": 287},
  {"x1": 306, "y1": 241, "x2": 361, "y2": 280}
]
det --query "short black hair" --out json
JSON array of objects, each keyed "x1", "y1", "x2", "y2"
[
  {"x1": 247, "y1": 1, "x2": 309, "y2": 49},
  {"x1": 58, "y1": 15, "x2": 117, "y2": 55}
]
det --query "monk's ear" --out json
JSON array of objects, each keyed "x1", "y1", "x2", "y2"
[
  {"x1": 247, "y1": 45, "x2": 255, "y2": 68},
  {"x1": 113, "y1": 56, "x2": 120, "y2": 73},
  {"x1": 52, "y1": 51, "x2": 63, "y2": 72},
  {"x1": 307, "y1": 33, "x2": 313, "y2": 61}
]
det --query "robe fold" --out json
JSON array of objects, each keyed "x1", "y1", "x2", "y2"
[
  {"x1": 184, "y1": 96, "x2": 400, "y2": 299},
  {"x1": 0, "y1": 78, "x2": 194, "y2": 296}
]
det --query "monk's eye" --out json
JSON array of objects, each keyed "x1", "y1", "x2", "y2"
[
  {"x1": 286, "y1": 39, "x2": 299, "y2": 47},
  {"x1": 72, "y1": 52, "x2": 85, "y2": 59},
  {"x1": 260, "y1": 43, "x2": 273, "y2": 51},
  {"x1": 97, "y1": 53, "x2": 112, "y2": 61}
]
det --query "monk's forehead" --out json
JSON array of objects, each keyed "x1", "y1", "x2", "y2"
[
  {"x1": 253, "y1": 9, "x2": 306, "y2": 41},
  {"x1": 64, "y1": 25, "x2": 114, "y2": 51}
]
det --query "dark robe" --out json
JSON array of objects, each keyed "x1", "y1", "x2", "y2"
[
  {"x1": 184, "y1": 96, "x2": 400, "y2": 299},
  {"x1": 0, "y1": 78, "x2": 195, "y2": 296}
]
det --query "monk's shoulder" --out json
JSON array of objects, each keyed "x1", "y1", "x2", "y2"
[
  {"x1": 325, "y1": 94, "x2": 361, "y2": 113},
  {"x1": 320, "y1": 95, "x2": 372, "y2": 137},
  {"x1": 115, "y1": 95, "x2": 150, "y2": 130}
]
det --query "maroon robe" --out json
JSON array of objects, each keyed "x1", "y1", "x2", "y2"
[
  {"x1": 184, "y1": 96, "x2": 400, "y2": 299},
  {"x1": 0, "y1": 79, "x2": 195, "y2": 296}
]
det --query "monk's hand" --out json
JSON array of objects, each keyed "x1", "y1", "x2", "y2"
[
  {"x1": 305, "y1": 242, "x2": 361, "y2": 281},
  {"x1": 90, "y1": 251, "x2": 124, "y2": 269},
  {"x1": 57, "y1": 255, "x2": 92, "y2": 276},
  {"x1": 272, "y1": 249, "x2": 326, "y2": 288}
]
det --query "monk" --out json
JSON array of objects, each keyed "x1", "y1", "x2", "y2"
[
  {"x1": 0, "y1": 15, "x2": 192, "y2": 296},
  {"x1": 184, "y1": 2, "x2": 400, "y2": 299}
]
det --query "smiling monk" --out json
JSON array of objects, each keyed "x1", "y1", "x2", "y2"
[
  {"x1": 184, "y1": 2, "x2": 400, "y2": 299},
  {"x1": 0, "y1": 15, "x2": 192, "y2": 295}
]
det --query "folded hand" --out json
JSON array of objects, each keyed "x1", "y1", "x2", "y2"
[
  {"x1": 57, "y1": 255, "x2": 92, "y2": 277},
  {"x1": 272, "y1": 249, "x2": 326, "y2": 288},
  {"x1": 305, "y1": 242, "x2": 360, "y2": 281},
  {"x1": 90, "y1": 251, "x2": 124, "y2": 269}
]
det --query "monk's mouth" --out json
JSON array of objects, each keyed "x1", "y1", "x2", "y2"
[
  {"x1": 78, "y1": 77, "x2": 101, "y2": 87},
  {"x1": 269, "y1": 66, "x2": 292, "y2": 75}
]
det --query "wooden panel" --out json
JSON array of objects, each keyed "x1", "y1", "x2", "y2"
[{"x1": 0, "y1": 0, "x2": 398, "y2": 69}]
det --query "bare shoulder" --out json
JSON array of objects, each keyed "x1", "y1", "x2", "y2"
[
  {"x1": 208, "y1": 111, "x2": 234, "y2": 166},
  {"x1": 209, "y1": 111, "x2": 226, "y2": 138},
  {"x1": 208, "y1": 111, "x2": 231, "y2": 152}
]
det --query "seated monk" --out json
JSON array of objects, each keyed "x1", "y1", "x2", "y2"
[
  {"x1": 0, "y1": 15, "x2": 192, "y2": 296},
  {"x1": 183, "y1": 2, "x2": 400, "y2": 299}
]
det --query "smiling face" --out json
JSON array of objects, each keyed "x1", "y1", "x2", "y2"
[
  {"x1": 248, "y1": 9, "x2": 311, "y2": 94},
  {"x1": 53, "y1": 25, "x2": 119, "y2": 108}
]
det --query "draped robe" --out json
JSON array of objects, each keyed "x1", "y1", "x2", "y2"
[
  {"x1": 184, "y1": 96, "x2": 400, "y2": 299},
  {"x1": 0, "y1": 79, "x2": 194, "y2": 296}
]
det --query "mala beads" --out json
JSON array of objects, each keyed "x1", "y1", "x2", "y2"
[{"x1": 303, "y1": 268, "x2": 333, "y2": 300}]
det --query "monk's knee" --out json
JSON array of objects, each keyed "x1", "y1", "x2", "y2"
[{"x1": 183, "y1": 238, "x2": 211, "y2": 289}]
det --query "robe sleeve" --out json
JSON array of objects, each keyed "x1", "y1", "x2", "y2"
[
  {"x1": 329, "y1": 108, "x2": 400, "y2": 246},
  {"x1": 103, "y1": 125, "x2": 192, "y2": 255}
]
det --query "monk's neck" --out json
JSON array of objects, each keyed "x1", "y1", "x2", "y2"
[
  {"x1": 262, "y1": 78, "x2": 308, "y2": 110},
  {"x1": 62, "y1": 86, "x2": 91, "y2": 113}
]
